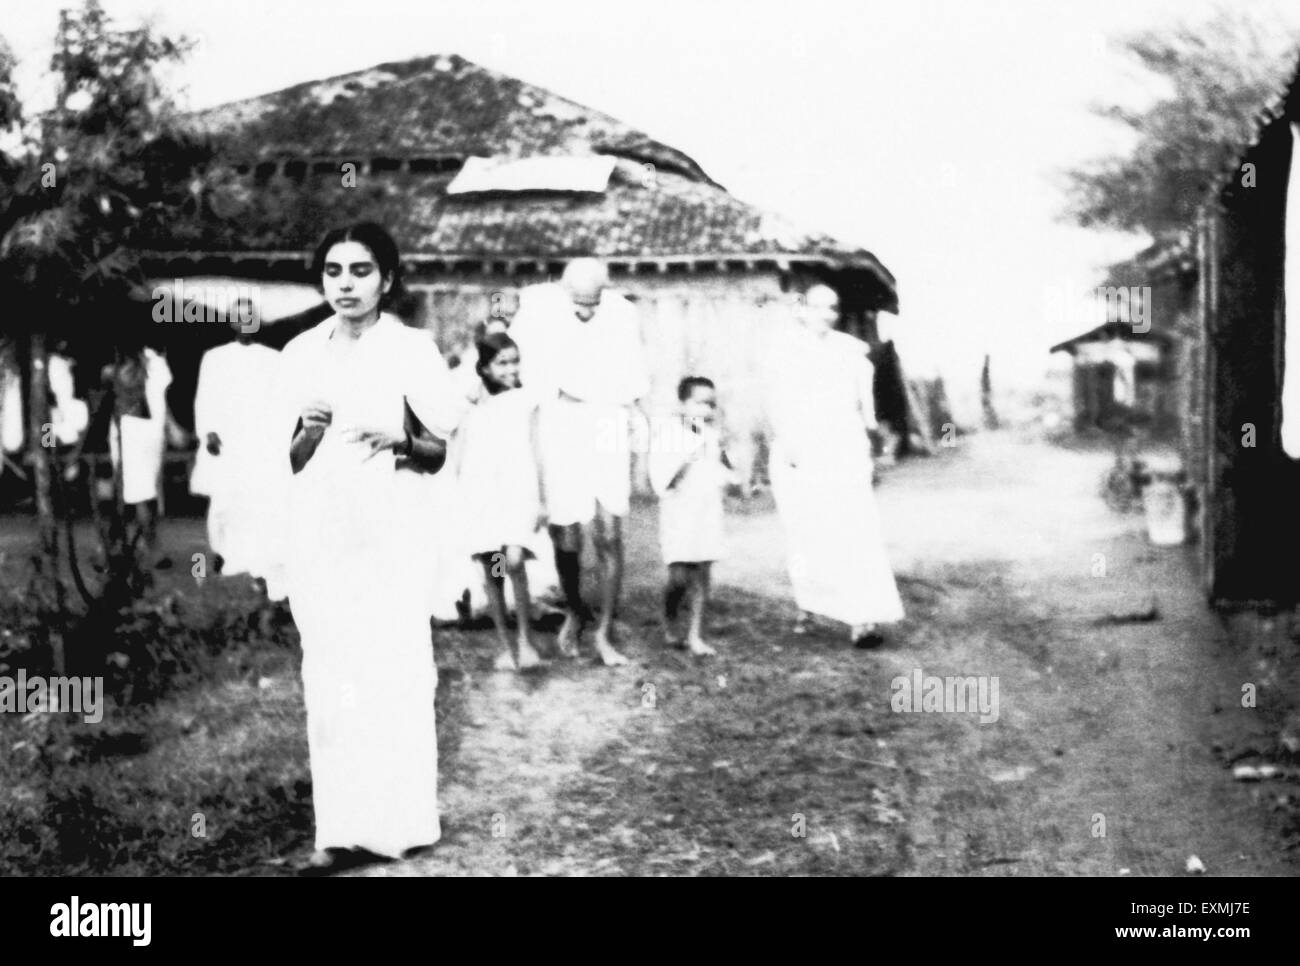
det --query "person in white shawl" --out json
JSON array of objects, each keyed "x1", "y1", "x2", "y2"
[
  {"x1": 764, "y1": 284, "x2": 904, "y2": 647},
  {"x1": 278, "y1": 223, "x2": 466, "y2": 871},
  {"x1": 191, "y1": 303, "x2": 287, "y2": 599}
]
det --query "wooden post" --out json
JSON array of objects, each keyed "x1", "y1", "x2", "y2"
[{"x1": 980, "y1": 354, "x2": 999, "y2": 430}]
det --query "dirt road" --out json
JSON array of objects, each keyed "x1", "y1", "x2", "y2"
[{"x1": 363, "y1": 428, "x2": 1298, "y2": 876}]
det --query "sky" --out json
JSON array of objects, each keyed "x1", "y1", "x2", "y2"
[{"x1": 5, "y1": 0, "x2": 1300, "y2": 403}]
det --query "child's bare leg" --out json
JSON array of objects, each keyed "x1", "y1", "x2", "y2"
[
  {"x1": 479, "y1": 556, "x2": 516, "y2": 671},
  {"x1": 504, "y1": 546, "x2": 544, "y2": 669},
  {"x1": 549, "y1": 522, "x2": 586, "y2": 658},
  {"x1": 686, "y1": 563, "x2": 716, "y2": 656},
  {"x1": 591, "y1": 507, "x2": 628, "y2": 666},
  {"x1": 664, "y1": 562, "x2": 690, "y2": 647}
]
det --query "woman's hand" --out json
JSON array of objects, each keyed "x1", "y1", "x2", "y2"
[
  {"x1": 300, "y1": 401, "x2": 333, "y2": 439},
  {"x1": 343, "y1": 426, "x2": 406, "y2": 461}
]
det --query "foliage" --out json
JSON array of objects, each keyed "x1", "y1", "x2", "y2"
[
  {"x1": 1062, "y1": 11, "x2": 1298, "y2": 239},
  {"x1": 0, "y1": 575, "x2": 303, "y2": 876},
  {"x1": 0, "y1": 0, "x2": 210, "y2": 347}
]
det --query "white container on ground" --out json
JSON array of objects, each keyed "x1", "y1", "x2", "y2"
[{"x1": 1141, "y1": 460, "x2": 1187, "y2": 546}]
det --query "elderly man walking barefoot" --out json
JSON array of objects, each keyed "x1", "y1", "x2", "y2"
[{"x1": 510, "y1": 258, "x2": 650, "y2": 666}]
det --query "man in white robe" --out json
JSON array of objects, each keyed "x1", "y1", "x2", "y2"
[
  {"x1": 765, "y1": 284, "x2": 904, "y2": 647},
  {"x1": 191, "y1": 304, "x2": 288, "y2": 598},
  {"x1": 510, "y1": 259, "x2": 651, "y2": 666}
]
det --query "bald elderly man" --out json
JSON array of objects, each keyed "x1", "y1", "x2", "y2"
[{"x1": 510, "y1": 259, "x2": 650, "y2": 666}]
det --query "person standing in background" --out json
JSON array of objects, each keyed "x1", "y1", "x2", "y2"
[
  {"x1": 105, "y1": 342, "x2": 176, "y2": 568},
  {"x1": 765, "y1": 284, "x2": 904, "y2": 648},
  {"x1": 191, "y1": 300, "x2": 288, "y2": 598}
]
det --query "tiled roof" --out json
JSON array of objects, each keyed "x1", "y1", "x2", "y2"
[
  {"x1": 168, "y1": 54, "x2": 898, "y2": 309},
  {"x1": 1049, "y1": 319, "x2": 1174, "y2": 355},
  {"x1": 189, "y1": 53, "x2": 716, "y2": 185}
]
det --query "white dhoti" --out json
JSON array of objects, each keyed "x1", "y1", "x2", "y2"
[
  {"x1": 109, "y1": 349, "x2": 172, "y2": 505},
  {"x1": 109, "y1": 415, "x2": 166, "y2": 504},
  {"x1": 769, "y1": 442, "x2": 904, "y2": 626},
  {"x1": 537, "y1": 396, "x2": 633, "y2": 524},
  {"x1": 766, "y1": 326, "x2": 904, "y2": 627}
]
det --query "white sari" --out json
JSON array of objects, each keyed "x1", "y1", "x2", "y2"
[
  {"x1": 766, "y1": 327, "x2": 904, "y2": 627},
  {"x1": 278, "y1": 312, "x2": 465, "y2": 857}
]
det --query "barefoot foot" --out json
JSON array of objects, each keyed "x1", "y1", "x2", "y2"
[
  {"x1": 686, "y1": 636, "x2": 716, "y2": 657},
  {"x1": 593, "y1": 631, "x2": 629, "y2": 667},
  {"x1": 516, "y1": 640, "x2": 547, "y2": 670},
  {"x1": 555, "y1": 613, "x2": 581, "y2": 658}
]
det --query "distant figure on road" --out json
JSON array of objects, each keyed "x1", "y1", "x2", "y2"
[
  {"x1": 765, "y1": 284, "x2": 904, "y2": 647},
  {"x1": 509, "y1": 258, "x2": 651, "y2": 666},
  {"x1": 191, "y1": 301, "x2": 287, "y2": 598}
]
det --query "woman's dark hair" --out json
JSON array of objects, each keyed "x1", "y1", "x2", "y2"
[
  {"x1": 677, "y1": 375, "x2": 715, "y2": 402},
  {"x1": 475, "y1": 331, "x2": 519, "y2": 391},
  {"x1": 310, "y1": 222, "x2": 404, "y2": 307}
]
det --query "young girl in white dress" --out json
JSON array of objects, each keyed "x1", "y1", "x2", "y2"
[
  {"x1": 454, "y1": 332, "x2": 547, "y2": 671},
  {"x1": 649, "y1": 376, "x2": 738, "y2": 657}
]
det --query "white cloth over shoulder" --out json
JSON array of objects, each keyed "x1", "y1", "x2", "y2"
[
  {"x1": 510, "y1": 282, "x2": 650, "y2": 523},
  {"x1": 765, "y1": 327, "x2": 904, "y2": 626},
  {"x1": 510, "y1": 281, "x2": 650, "y2": 406},
  {"x1": 277, "y1": 312, "x2": 465, "y2": 857}
]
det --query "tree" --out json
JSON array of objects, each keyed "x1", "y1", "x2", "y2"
[
  {"x1": 1062, "y1": 10, "x2": 1297, "y2": 241},
  {"x1": 0, "y1": 0, "x2": 209, "y2": 671}
]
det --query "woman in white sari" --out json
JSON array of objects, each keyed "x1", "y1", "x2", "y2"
[
  {"x1": 765, "y1": 284, "x2": 904, "y2": 647},
  {"x1": 279, "y1": 223, "x2": 465, "y2": 870}
]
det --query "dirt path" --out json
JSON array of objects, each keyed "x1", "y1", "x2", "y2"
[
  {"x1": 867, "y1": 432, "x2": 1298, "y2": 875},
  {"x1": 362, "y1": 430, "x2": 1299, "y2": 876}
]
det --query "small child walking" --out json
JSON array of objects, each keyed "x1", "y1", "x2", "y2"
[
  {"x1": 649, "y1": 376, "x2": 737, "y2": 657},
  {"x1": 454, "y1": 332, "x2": 547, "y2": 671}
]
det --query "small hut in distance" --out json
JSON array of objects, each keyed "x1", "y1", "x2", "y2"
[{"x1": 1049, "y1": 239, "x2": 1191, "y2": 439}]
